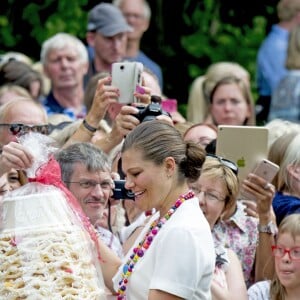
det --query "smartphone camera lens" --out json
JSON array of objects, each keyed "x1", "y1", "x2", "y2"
[{"x1": 120, "y1": 65, "x2": 124, "y2": 70}]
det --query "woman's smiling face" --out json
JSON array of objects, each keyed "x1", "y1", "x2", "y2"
[
  {"x1": 189, "y1": 174, "x2": 227, "y2": 228},
  {"x1": 122, "y1": 148, "x2": 170, "y2": 212}
]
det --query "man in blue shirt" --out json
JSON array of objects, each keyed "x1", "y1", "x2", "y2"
[
  {"x1": 256, "y1": 0, "x2": 300, "y2": 124},
  {"x1": 41, "y1": 33, "x2": 88, "y2": 120}
]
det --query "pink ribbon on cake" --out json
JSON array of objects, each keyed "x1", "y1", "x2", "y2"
[{"x1": 28, "y1": 156, "x2": 101, "y2": 260}]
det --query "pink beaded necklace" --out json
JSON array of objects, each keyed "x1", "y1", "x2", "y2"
[{"x1": 117, "y1": 190, "x2": 195, "y2": 299}]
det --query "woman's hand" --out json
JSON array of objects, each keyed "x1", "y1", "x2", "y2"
[
  {"x1": 93, "y1": 105, "x2": 140, "y2": 153},
  {"x1": 0, "y1": 142, "x2": 33, "y2": 176},
  {"x1": 134, "y1": 85, "x2": 152, "y2": 104},
  {"x1": 86, "y1": 76, "x2": 119, "y2": 127},
  {"x1": 111, "y1": 105, "x2": 140, "y2": 139},
  {"x1": 241, "y1": 173, "x2": 275, "y2": 219}
]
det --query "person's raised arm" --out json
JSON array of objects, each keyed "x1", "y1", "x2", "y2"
[
  {"x1": 241, "y1": 173, "x2": 276, "y2": 281},
  {"x1": 63, "y1": 76, "x2": 118, "y2": 147},
  {"x1": 93, "y1": 105, "x2": 140, "y2": 154}
]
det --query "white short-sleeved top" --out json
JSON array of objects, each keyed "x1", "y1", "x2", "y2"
[
  {"x1": 247, "y1": 280, "x2": 271, "y2": 300},
  {"x1": 112, "y1": 197, "x2": 215, "y2": 300}
]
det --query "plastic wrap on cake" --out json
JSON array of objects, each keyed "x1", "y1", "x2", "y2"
[{"x1": 0, "y1": 133, "x2": 107, "y2": 300}]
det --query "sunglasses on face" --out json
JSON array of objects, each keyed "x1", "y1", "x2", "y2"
[
  {"x1": 0, "y1": 123, "x2": 49, "y2": 136},
  {"x1": 206, "y1": 153, "x2": 239, "y2": 176}
]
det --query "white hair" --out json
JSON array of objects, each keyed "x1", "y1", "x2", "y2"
[
  {"x1": 113, "y1": 0, "x2": 151, "y2": 20},
  {"x1": 40, "y1": 33, "x2": 88, "y2": 65}
]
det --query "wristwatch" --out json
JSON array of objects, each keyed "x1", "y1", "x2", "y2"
[{"x1": 258, "y1": 221, "x2": 278, "y2": 235}]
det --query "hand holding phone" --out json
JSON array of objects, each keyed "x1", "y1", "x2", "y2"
[
  {"x1": 111, "y1": 62, "x2": 143, "y2": 104},
  {"x1": 241, "y1": 159, "x2": 279, "y2": 201}
]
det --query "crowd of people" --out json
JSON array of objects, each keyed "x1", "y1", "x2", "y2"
[{"x1": 0, "y1": 0, "x2": 300, "y2": 299}]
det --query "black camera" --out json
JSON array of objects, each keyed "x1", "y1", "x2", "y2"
[
  {"x1": 134, "y1": 96, "x2": 170, "y2": 123},
  {"x1": 112, "y1": 180, "x2": 135, "y2": 200}
]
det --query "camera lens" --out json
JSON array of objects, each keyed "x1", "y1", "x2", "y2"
[{"x1": 120, "y1": 65, "x2": 124, "y2": 70}]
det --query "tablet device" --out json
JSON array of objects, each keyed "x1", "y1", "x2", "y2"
[{"x1": 216, "y1": 125, "x2": 269, "y2": 184}]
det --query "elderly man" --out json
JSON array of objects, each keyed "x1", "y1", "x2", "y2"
[
  {"x1": 0, "y1": 97, "x2": 48, "y2": 149},
  {"x1": 0, "y1": 97, "x2": 48, "y2": 183},
  {"x1": 85, "y1": 3, "x2": 132, "y2": 85},
  {"x1": 41, "y1": 32, "x2": 89, "y2": 120}
]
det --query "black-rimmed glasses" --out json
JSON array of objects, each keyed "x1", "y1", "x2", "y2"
[
  {"x1": 0, "y1": 123, "x2": 49, "y2": 136},
  {"x1": 206, "y1": 153, "x2": 238, "y2": 176}
]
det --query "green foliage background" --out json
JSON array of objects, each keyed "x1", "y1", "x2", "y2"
[{"x1": 0, "y1": 0, "x2": 279, "y2": 116}]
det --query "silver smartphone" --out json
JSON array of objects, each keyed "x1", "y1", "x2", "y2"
[
  {"x1": 111, "y1": 61, "x2": 144, "y2": 104},
  {"x1": 241, "y1": 158, "x2": 279, "y2": 201}
]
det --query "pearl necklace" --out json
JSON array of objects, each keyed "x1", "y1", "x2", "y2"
[{"x1": 117, "y1": 191, "x2": 195, "y2": 299}]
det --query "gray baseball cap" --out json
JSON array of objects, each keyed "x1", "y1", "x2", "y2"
[{"x1": 87, "y1": 3, "x2": 133, "y2": 37}]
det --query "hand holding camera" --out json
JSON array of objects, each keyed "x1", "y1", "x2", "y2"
[{"x1": 132, "y1": 95, "x2": 170, "y2": 123}]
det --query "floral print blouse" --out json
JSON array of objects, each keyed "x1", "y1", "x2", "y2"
[{"x1": 212, "y1": 201, "x2": 258, "y2": 288}]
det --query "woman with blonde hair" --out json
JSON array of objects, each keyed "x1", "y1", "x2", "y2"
[
  {"x1": 266, "y1": 118, "x2": 300, "y2": 150},
  {"x1": 207, "y1": 75, "x2": 256, "y2": 126},
  {"x1": 271, "y1": 132, "x2": 300, "y2": 225},
  {"x1": 187, "y1": 61, "x2": 250, "y2": 123},
  {"x1": 188, "y1": 155, "x2": 247, "y2": 300}
]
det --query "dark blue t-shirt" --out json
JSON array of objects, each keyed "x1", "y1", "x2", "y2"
[{"x1": 272, "y1": 191, "x2": 300, "y2": 225}]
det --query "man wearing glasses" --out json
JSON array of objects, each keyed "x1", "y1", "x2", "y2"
[
  {"x1": 0, "y1": 97, "x2": 49, "y2": 148},
  {"x1": 0, "y1": 97, "x2": 49, "y2": 177},
  {"x1": 55, "y1": 142, "x2": 124, "y2": 259}
]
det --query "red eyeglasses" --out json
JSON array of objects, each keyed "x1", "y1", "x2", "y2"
[
  {"x1": 272, "y1": 245, "x2": 300, "y2": 260},
  {"x1": 0, "y1": 123, "x2": 49, "y2": 136}
]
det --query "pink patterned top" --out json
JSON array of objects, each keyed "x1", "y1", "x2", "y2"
[{"x1": 212, "y1": 201, "x2": 258, "y2": 288}]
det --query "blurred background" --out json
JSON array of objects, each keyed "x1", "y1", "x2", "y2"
[{"x1": 0, "y1": 0, "x2": 279, "y2": 116}]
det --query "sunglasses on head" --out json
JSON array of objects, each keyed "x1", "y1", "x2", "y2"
[
  {"x1": 0, "y1": 123, "x2": 49, "y2": 136},
  {"x1": 206, "y1": 153, "x2": 239, "y2": 176}
]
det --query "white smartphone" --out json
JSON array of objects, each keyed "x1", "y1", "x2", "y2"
[
  {"x1": 241, "y1": 159, "x2": 279, "y2": 201},
  {"x1": 111, "y1": 61, "x2": 144, "y2": 104}
]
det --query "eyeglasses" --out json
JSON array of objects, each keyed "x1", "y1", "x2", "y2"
[
  {"x1": 0, "y1": 123, "x2": 49, "y2": 136},
  {"x1": 64, "y1": 180, "x2": 113, "y2": 190},
  {"x1": 272, "y1": 245, "x2": 300, "y2": 260},
  {"x1": 206, "y1": 153, "x2": 238, "y2": 176},
  {"x1": 189, "y1": 186, "x2": 226, "y2": 202}
]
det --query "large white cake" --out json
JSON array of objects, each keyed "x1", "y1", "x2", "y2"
[{"x1": 0, "y1": 188, "x2": 107, "y2": 300}]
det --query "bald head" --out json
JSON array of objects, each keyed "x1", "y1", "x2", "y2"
[{"x1": 0, "y1": 97, "x2": 48, "y2": 148}]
